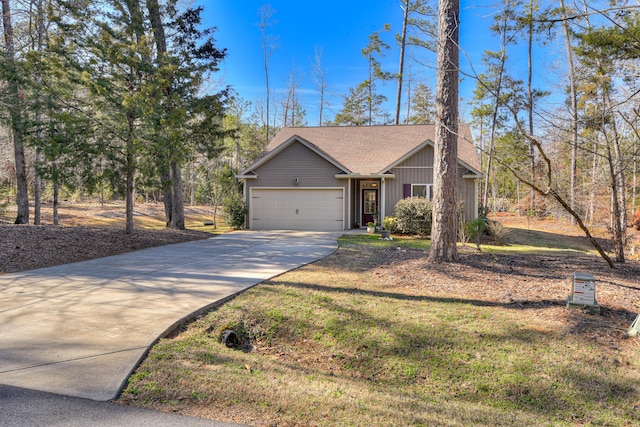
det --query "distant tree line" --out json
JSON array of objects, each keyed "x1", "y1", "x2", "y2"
[
  {"x1": 0, "y1": 0, "x2": 234, "y2": 232},
  {"x1": 468, "y1": 0, "x2": 640, "y2": 265},
  {"x1": 1, "y1": 0, "x2": 639, "y2": 266}
]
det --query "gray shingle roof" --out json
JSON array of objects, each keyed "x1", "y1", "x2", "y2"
[{"x1": 263, "y1": 124, "x2": 480, "y2": 175}]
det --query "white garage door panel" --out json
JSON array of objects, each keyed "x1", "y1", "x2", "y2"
[{"x1": 252, "y1": 189, "x2": 344, "y2": 231}]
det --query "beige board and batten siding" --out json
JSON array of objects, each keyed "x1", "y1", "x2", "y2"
[
  {"x1": 457, "y1": 171, "x2": 478, "y2": 222},
  {"x1": 386, "y1": 145, "x2": 478, "y2": 221},
  {"x1": 246, "y1": 141, "x2": 348, "y2": 231},
  {"x1": 386, "y1": 145, "x2": 435, "y2": 217}
]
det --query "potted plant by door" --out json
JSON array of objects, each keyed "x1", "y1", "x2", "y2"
[{"x1": 367, "y1": 222, "x2": 375, "y2": 234}]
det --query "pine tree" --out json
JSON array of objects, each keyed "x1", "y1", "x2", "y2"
[
  {"x1": 362, "y1": 27, "x2": 393, "y2": 125},
  {"x1": 406, "y1": 82, "x2": 435, "y2": 124},
  {"x1": 331, "y1": 83, "x2": 385, "y2": 126},
  {"x1": 429, "y1": 0, "x2": 459, "y2": 263}
]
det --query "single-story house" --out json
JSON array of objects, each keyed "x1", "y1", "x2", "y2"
[{"x1": 236, "y1": 124, "x2": 482, "y2": 231}]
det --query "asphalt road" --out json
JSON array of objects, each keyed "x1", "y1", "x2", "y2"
[{"x1": 0, "y1": 384, "x2": 248, "y2": 426}]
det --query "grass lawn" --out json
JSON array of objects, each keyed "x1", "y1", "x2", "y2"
[{"x1": 118, "y1": 233, "x2": 640, "y2": 426}]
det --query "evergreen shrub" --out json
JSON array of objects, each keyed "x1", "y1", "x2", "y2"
[
  {"x1": 394, "y1": 196, "x2": 433, "y2": 236},
  {"x1": 223, "y1": 191, "x2": 247, "y2": 230}
]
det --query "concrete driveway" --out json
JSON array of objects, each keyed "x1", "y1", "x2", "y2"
[{"x1": 0, "y1": 230, "x2": 340, "y2": 402}]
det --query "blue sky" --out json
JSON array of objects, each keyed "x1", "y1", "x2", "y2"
[{"x1": 199, "y1": 1, "x2": 556, "y2": 126}]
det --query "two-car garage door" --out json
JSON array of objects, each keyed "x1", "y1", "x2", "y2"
[{"x1": 251, "y1": 188, "x2": 344, "y2": 231}]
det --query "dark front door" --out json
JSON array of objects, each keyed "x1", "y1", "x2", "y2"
[{"x1": 362, "y1": 189, "x2": 378, "y2": 226}]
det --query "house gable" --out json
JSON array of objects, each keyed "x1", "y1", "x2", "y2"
[
  {"x1": 248, "y1": 140, "x2": 346, "y2": 188},
  {"x1": 238, "y1": 135, "x2": 349, "y2": 179}
]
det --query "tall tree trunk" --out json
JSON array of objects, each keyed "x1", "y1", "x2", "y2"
[
  {"x1": 313, "y1": 47, "x2": 326, "y2": 126},
  {"x1": 171, "y1": 161, "x2": 185, "y2": 229},
  {"x1": 147, "y1": 0, "x2": 185, "y2": 229},
  {"x1": 580, "y1": 0, "x2": 626, "y2": 262},
  {"x1": 634, "y1": 136, "x2": 638, "y2": 213},
  {"x1": 560, "y1": 0, "x2": 578, "y2": 224},
  {"x1": 53, "y1": 175, "x2": 59, "y2": 225},
  {"x1": 32, "y1": 0, "x2": 47, "y2": 225},
  {"x1": 481, "y1": 8, "x2": 513, "y2": 211},
  {"x1": 603, "y1": 95, "x2": 626, "y2": 262},
  {"x1": 34, "y1": 152, "x2": 42, "y2": 224},
  {"x1": 406, "y1": 70, "x2": 412, "y2": 122},
  {"x1": 527, "y1": 0, "x2": 537, "y2": 218},
  {"x1": 125, "y1": 116, "x2": 135, "y2": 234},
  {"x1": 481, "y1": 81, "x2": 503, "y2": 210},
  {"x1": 604, "y1": 131, "x2": 625, "y2": 262},
  {"x1": 146, "y1": 0, "x2": 166, "y2": 53},
  {"x1": 588, "y1": 144, "x2": 599, "y2": 225},
  {"x1": 368, "y1": 63, "x2": 373, "y2": 126},
  {"x1": 121, "y1": 0, "x2": 150, "y2": 233},
  {"x1": 161, "y1": 166, "x2": 172, "y2": 226},
  {"x1": 259, "y1": 5, "x2": 274, "y2": 145},
  {"x1": 395, "y1": 0, "x2": 410, "y2": 125},
  {"x1": 2, "y1": 0, "x2": 29, "y2": 224},
  {"x1": 429, "y1": 0, "x2": 459, "y2": 263},
  {"x1": 188, "y1": 162, "x2": 195, "y2": 207}
]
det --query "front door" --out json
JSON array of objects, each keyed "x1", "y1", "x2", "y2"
[{"x1": 362, "y1": 189, "x2": 378, "y2": 226}]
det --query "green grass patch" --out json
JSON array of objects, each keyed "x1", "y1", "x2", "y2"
[
  {"x1": 338, "y1": 233, "x2": 431, "y2": 250},
  {"x1": 480, "y1": 242, "x2": 593, "y2": 256},
  {"x1": 119, "y1": 235, "x2": 639, "y2": 426}
]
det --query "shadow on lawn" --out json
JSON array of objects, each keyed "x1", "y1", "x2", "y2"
[
  {"x1": 280, "y1": 281, "x2": 632, "y2": 320},
  {"x1": 256, "y1": 280, "x2": 638, "y2": 423}
]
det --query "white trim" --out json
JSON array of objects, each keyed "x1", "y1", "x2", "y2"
[
  {"x1": 380, "y1": 177, "x2": 386, "y2": 228},
  {"x1": 411, "y1": 183, "x2": 433, "y2": 200},
  {"x1": 474, "y1": 180, "x2": 479, "y2": 220},
  {"x1": 249, "y1": 187, "x2": 345, "y2": 231},
  {"x1": 347, "y1": 178, "x2": 352, "y2": 229},
  {"x1": 394, "y1": 166, "x2": 433, "y2": 169},
  {"x1": 463, "y1": 173, "x2": 483, "y2": 179},
  {"x1": 242, "y1": 179, "x2": 248, "y2": 228},
  {"x1": 360, "y1": 183, "x2": 380, "y2": 227},
  {"x1": 335, "y1": 173, "x2": 395, "y2": 179}
]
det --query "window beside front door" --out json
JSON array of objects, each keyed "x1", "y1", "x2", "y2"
[{"x1": 411, "y1": 184, "x2": 432, "y2": 200}]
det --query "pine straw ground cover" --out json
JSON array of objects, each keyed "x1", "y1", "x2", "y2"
[
  {"x1": 0, "y1": 202, "x2": 226, "y2": 273},
  {"x1": 117, "y1": 233, "x2": 640, "y2": 427}
]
